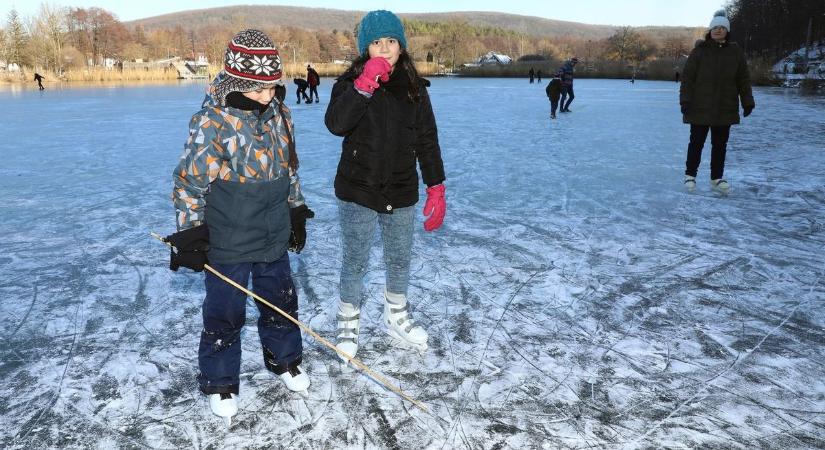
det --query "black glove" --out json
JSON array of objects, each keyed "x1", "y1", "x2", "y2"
[
  {"x1": 165, "y1": 224, "x2": 210, "y2": 272},
  {"x1": 680, "y1": 102, "x2": 690, "y2": 115},
  {"x1": 288, "y1": 205, "x2": 315, "y2": 253},
  {"x1": 743, "y1": 105, "x2": 753, "y2": 117}
]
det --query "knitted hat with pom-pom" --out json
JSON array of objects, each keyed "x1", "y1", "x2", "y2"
[
  {"x1": 709, "y1": 9, "x2": 730, "y2": 31},
  {"x1": 357, "y1": 10, "x2": 407, "y2": 54},
  {"x1": 211, "y1": 29, "x2": 282, "y2": 105}
]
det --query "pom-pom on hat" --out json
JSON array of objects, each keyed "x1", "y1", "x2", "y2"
[
  {"x1": 212, "y1": 29, "x2": 282, "y2": 105},
  {"x1": 709, "y1": 9, "x2": 730, "y2": 31},
  {"x1": 357, "y1": 10, "x2": 407, "y2": 54}
]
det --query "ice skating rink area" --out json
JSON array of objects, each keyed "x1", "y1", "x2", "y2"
[{"x1": 1, "y1": 78, "x2": 823, "y2": 449}]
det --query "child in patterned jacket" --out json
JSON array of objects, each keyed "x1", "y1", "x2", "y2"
[{"x1": 166, "y1": 29, "x2": 314, "y2": 425}]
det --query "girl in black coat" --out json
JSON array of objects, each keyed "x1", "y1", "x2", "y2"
[{"x1": 324, "y1": 10, "x2": 446, "y2": 362}]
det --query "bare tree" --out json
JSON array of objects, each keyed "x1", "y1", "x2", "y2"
[{"x1": 34, "y1": 4, "x2": 66, "y2": 71}]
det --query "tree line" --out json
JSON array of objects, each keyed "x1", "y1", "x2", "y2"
[
  {"x1": 1, "y1": 5, "x2": 703, "y2": 76},
  {"x1": 727, "y1": 0, "x2": 825, "y2": 58}
]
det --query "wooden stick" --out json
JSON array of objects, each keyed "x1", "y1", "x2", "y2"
[{"x1": 151, "y1": 232, "x2": 427, "y2": 412}]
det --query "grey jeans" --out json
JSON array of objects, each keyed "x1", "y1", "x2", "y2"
[{"x1": 338, "y1": 199, "x2": 415, "y2": 305}]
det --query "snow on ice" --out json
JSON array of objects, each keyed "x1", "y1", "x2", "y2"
[{"x1": 0, "y1": 78, "x2": 824, "y2": 449}]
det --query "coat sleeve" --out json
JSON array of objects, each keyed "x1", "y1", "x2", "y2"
[
  {"x1": 324, "y1": 79, "x2": 371, "y2": 136},
  {"x1": 680, "y1": 47, "x2": 700, "y2": 105},
  {"x1": 276, "y1": 105, "x2": 306, "y2": 209},
  {"x1": 288, "y1": 169, "x2": 306, "y2": 208},
  {"x1": 736, "y1": 49, "x2": 755, "y2": 109},
  {"x1": 415, "y1": 86, "x2": 446, "y2": 187},
  {"x1": 172, "y1": 111, "x2": 224, "y2": 231}
]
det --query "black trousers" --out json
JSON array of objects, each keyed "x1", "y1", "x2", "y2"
[
  {"x1": 309, "y1": 85, "x2": 319, "y2": 101},
  {"x1": 296, "y1": 87, "x2": 310, "y2": 103},
  {"x1": 685, "y1": 124, "x2": 731, "y2": 179}
]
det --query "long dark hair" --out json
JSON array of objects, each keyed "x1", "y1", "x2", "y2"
[
  {"x1": 704, "y1": 30, "x2": 734, "y2": 43},
  {"x1": 343, "y1": 49, "x2": 422, "y2": 102}
]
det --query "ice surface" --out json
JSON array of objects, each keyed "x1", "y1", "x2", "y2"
[{"x1": 1, "y1": 78, "x2": 824, "y2": 449}]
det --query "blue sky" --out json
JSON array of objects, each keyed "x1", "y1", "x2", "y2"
[{"x1": 2, "y1": 0, "x2": 726, "y2": 27}]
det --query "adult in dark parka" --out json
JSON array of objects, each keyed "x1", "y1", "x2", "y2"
[{"x1": 680, "y1": 9, "x2": 755, "y2": 194}]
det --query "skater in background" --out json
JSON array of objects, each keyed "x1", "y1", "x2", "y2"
[
  {"x1": 674, "y1": 70, "x2": 680, "y2": 82},
  {"x1": 168, "y1": 29, "x2": 314, "y2": 424},
  {"x1": 307, "y1": 64, "x2": 320, "y2": 103},
  {"x1": 559, "y1": 57, "x2": 578, "y2": 112},
  {"x1": 34, "y1": 73, "x2": 45, "y2": 90},
  {"x1": 528, "y1": 67, "x2": 535, "y2": 83},
  {"x1": 536, "y1": 69, "x2": 543, "y2": 83},
  {"x1": 293, "y1": 77, "x2": 311, "y2": 104},
  {"x1": 325, "y1": 10, "x2": 446, "y2": 362},
  {"x1": 545, "y1": 71, "x2": 562, "y2": 119},
  {"x1": 680, "y1": 9, "x2": 754, "y2": 194}
]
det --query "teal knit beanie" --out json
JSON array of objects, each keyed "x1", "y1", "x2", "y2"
[{"x1": 357, "y1": 10, "x2": 407, "y2": 55}]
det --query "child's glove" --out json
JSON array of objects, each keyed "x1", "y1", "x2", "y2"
[
  {"x1": 166, "y1": 224, "x2": 210, "y2": 272},
  {"x1": 353, "y1": 57, "x2": 392, "y2": 95},
  {"x1": 423, "y1": 184, "x2": 446, "y2": 232},
  {"x1": 288, "y1": 205, "x2": 315, "y2": 253},
  {"x1": 743, "y1": 105, "x2": 754, "y2": 117}
]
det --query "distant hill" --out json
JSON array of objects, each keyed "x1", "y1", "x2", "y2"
[{"x1": 128, "y1": 6, "x2": 701, "y2": 41}]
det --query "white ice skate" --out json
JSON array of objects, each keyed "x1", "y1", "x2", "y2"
[
  {"x1": 208, "y1": 392, "x2": 237, "y2": 427},
  {"x1": 335, "y1": 301, "x2": 360, "y2": 367},
  {"x1": 383, "y1": 290, "x2": 428, "y2": 352},
  {"x1": 710, "y1": 178, "x2": 730, "y2": 194},
  {"x1": 277, "y1": 364, "x2": 310, "y2": 395},
  {"x1": 684, "y1": 175, "x2": 696, "y2": 192}
]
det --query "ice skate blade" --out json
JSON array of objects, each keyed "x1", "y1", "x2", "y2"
[
  {"x1": 293, "y1": 389, "x2": 309, "y2": 399},
  {"x1": 385, "y1": 329, "x2": 428, "y2": 353},
  {"x1": 222, "y1": 416, "x2": 232, "y2": 427},
  {"x1": 339, "y1": 360, "x2": 356, "y2": 373}
]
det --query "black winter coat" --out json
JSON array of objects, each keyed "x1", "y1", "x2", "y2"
[
  {"x1": 680, "y1": 39, "x2": 755, "y2": 126},
  {"x1": 325, "y1": 67, "x2": 445, "y2": 213}
]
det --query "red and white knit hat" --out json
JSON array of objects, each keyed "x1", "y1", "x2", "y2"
[{"x1": 213, "y1": 29, "x2": 282, "y2": 104}]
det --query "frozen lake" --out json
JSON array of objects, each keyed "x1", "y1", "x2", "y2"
[{"x1": 1, "y1": 77, "x2": 824, "y2": 449}]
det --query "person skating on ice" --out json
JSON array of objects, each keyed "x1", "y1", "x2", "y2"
[
  {"x1": 680, "y1": 9, "x2": 755, "y2": 194},
  {"x1": 324, "y1": 10, "x2": 446, "y2": 364},
  {"x1": 559, "y1": 57, "x2": 578, "y2": 112},
  {"x1": 546, "y1": 72, "x2": 562, "y2": 119},
  {"x1": 293, "y1": 77, "x2": 311, "y2": 104},
  {"x1": 168, "y1": 29, "x2": 314, "y2": 425},
  {"x1": 307, "y1": 64, "x2": 321, "y2": 103},
  {"x1": 34, "y1": 73, "x2": 45, "y2": 90}
]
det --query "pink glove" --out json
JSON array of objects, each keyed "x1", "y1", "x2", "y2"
[
  {"x1": 423, "y1": 184, "x2": 446, "y2": 232},
  {"x1": 353, "y1": 57, "x2": 392, "y2": 95}
]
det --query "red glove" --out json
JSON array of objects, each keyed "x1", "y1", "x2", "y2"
[
  {"x1": 353, "y1": 57, "x2": 392, "y2": 95},
  {"x1": 423, "y1": 184, "x2": 446, "y2": 232}
]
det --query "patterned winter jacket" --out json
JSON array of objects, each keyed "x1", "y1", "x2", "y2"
[
  {"x1": 172, "y1": 80, "x2": 305, "y2": 232},
  {"x1": 559, "y1": 61, "x2": 575, "y2": 87}
]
